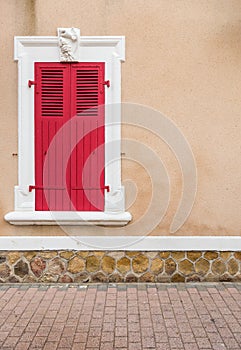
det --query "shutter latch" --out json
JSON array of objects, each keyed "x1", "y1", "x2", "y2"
[
  {"x1": 28, "y1": 80, "x2": 36, "y2": 88},
  {"x1": 103, "y1": 80, "x2": 110, "y2": 88},
  {"x1": 104, "y1": 185, "x2": 110, "y2": 192}
]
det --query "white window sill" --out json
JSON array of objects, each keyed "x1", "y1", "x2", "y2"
[{"x1": 4, "y1": 211, "x2": 132, "y2": 226}]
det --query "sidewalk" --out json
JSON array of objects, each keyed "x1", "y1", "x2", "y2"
[{"x1": 0, "y1": 283, "x2": 240, "y2": 350}]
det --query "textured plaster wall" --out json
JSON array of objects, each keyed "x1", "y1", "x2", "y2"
[{"x1": 1, "y1": 0, "x2": 241, "y2": 236}]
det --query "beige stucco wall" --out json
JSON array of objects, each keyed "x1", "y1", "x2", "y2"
[{"x1": 1, "y1": 0, "x2": 241, "y2": 236}]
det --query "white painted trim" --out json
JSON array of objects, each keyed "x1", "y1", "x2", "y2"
[
  {"x1": 6, "y1": 35, "x2": 131, "y2": 225},
  {"x1": 14, "y1": 36, "x2": 125, "y2": 61},
  {"x1": 4, "y1": 211, "x2": 131, "y2": 226},
  {"x1": 0, "y1": 236, "x2": 240, "y2": 251}
]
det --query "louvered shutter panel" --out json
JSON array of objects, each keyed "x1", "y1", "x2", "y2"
[
  {"x1": 69, "y1": 63, "x2": 105, "y2": 211},
  {"x1": 35, "y1": 63, "x2": 70, "y2": 211}
]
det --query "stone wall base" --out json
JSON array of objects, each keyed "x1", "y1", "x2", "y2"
[{"x1": 0, "y1": 251, "x2": 241, "y2": 283}]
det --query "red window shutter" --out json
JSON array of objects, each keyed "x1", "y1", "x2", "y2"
[
  {"x1": 35, "y1": 63, "x2": 70, "y2": 211},
  {"x1": 34, "y1": 62, "x2": 105, "y2": 211},
  {"x1": 69, "y1": 63, "x2": 105, "y2": 211}
]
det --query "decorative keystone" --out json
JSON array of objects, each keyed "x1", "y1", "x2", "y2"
[{"x1": 58, "y1": 27, "x2": 81, "y2": 62}]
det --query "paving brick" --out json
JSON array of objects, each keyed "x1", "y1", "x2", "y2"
[
  {"x1": 58, "y1": 336, "x2": 74, "y2": 348},
  {"x1": 184, "y1": 344, "x2": 199, "y2": 350},
  {"x1": 142, "y1": 335, "x2": 156, "y2": 348},
  {"x1": 100, "y1": 342, "x2": 114, "y2": 350},
  {"x1": 86, "y1": 336, "x2": 101, "y2": 348},
  {"x1": 115, "y1": 326, "x2": 128, "y2": 337},
  {"x1": 114, "y1": 336, "x2": 128, "y2": 348},
  {"x1": 9, "y1": 326, "x2": 25, "y2": 337},
  {"x1": 207, "y1": 331, "x2": 223, "y2": 343},
  {"x1": 101, "y1": 331, "x2": 114, "y2": 342},
  {"x1": 128, "y1": 331, "x2": 141, "y2": 342},
  {"x1": 181, "y1": 332, "x2": 196, "y2": 343},
  {"x1": 196, "y1": 337, "x2": 212, "y2": 348},
  {"x1": 71, "y1": 343, "x2": 86, "y2": 350},
  {"x1": 102, "y1": 322, "x2": 115, "y2": 332},
  {"x1": 47, "y1": 331, "x2": 62, "y2": 342},
  {"x1": 169, "y1": 337, "x2": 184, "y2": 348},
  {"x1": 212, "y1": 344, "x2": 226, "y2": 350},
  {"x1": 128, "y1": 322, "x2": 140, "y2": 332},
  {"x1": 30, "y1": 336, "x2": 47, "y2": 348},
  {"x1": 116, "y1": 318, "x2": 127, "y2": 327},
  {"x1": 35, "y1": 326, "x2": 51, "y2": 337},
  {"x1": 233, "y1": 332, "x2": 241, "y2": 344},
  {"x1": 15, "y1": 342, "x2": 31, "y2": 350},
  {"x1": 128, "y1": 343, "x2": 142, "y2": 350},
  {"x1": 155, "y1": 332, "x2": 168, "y2": 343},
  {"x1": 191, "y1": 326, "x2": 207, "y2": 337},
  {"x1": 222, "y1": 337, "x2": 240, "y2": 348},
  {"x1": 43, "y1": 342, "x2": 59, "y2": 350},
  {"x1": 2, "y1": 336, "x2": 19, "y2": 347},
  {"x1": 20, "y1": 332, "x2": 37, "y2": 342},
  {"x1": 0, "y1": 332, "x2": 9, "y2": 342},
  {"x1": 167, "y1": 327, "x2": 180, "y2": 337}
]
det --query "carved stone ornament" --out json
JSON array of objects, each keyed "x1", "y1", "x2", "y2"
[{"x1": 57, "y1": 27, "x2": 81, "y2": 62}]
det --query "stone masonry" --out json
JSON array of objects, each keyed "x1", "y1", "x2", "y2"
[{"x1": 0, "y1": 251, "x2": 241, "y2": 283}]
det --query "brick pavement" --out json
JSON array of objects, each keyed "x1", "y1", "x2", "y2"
[{"x1": 0, "y1": 283, "x2": 240, "y2": 350}]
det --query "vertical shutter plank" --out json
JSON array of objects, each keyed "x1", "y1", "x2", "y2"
[
  {"x1": 70, "y1": 118, "x2": 77, "y2": 210},
  {"x1": 41, "y1": 119, "x2": 49, "y2": 211},
  {"x1": 76, "y1": 118, "x2": 84, "y2": 210},
  {"x1": 48, "y1": 120, "x2": 56, "y2": 210},
  {"x1": 63, "y1": 114, "x2": 71, "y2": 211},
  {"x1": 70, "y1": 63, "x2": 105, "y2": 211},
  {"x1": 84, "y1": 116, "x2": 91, "y2": 211},
  {"x1": 90, "y1": 118, "x2": 98, "y2": 211},
  {"x1": 55, "y1": 120, "x2": 63, "y2": 210},
  {"x1": 35, "y1": 63, "x2": 69, "y2": 211}
]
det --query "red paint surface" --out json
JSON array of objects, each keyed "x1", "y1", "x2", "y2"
[{"x1": 34, "y1": 62, "x2": 105, "y2": 211}]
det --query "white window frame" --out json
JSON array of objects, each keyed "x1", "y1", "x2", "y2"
[{"x1": 5, "y1": 35, "x2": 131, "y2": 226}]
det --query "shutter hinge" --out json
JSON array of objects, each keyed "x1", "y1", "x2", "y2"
[
  {"x1": 103, "y1": 80, "x2": 110, "y2": 88},
  {"x1": 28, "y1": 80, "x2": 36, "y2": 88}
]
